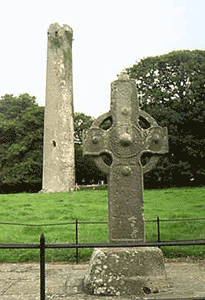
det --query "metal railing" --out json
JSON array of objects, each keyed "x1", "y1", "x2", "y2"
[
  {"x1": 1, "y1": 217, "x2": 205, "y2": 299},
  {"x1": 1, "y1": 217, "x2": 205, "y2": 262},
  {"x1": 1, "y1": 235, "x2": 205, "y2": 300}
]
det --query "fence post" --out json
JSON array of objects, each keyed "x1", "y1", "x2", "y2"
[
  {"x1": 157, "y1": 216, "x2": 161, "y2": 248},
  {"x1": 75, "y1": 219, "x2": 78, "y2": 264},
  {"x1": 40, "y1": 233, "x2": 45, "y2": 300}
]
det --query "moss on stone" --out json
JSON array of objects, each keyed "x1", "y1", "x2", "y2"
[
  {"x1": 65, "y1": 30, "x2": 73, "y2": 46},
  {"x1": 63, "y1": 48, "x2": 72, "y2": 65},
  {"x1": 51, "y1": 36, "x2": 63, "y2": 48}
]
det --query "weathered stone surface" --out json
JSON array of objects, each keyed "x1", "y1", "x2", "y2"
[
  {"x1": 83, "y1": 247, "x2": 172, "y2": 296},
  {"x1": 43, "y1": 23, "x2": 75, "y2": 193},
  {"x1": 83, "y1": 74, "x2": 170, "y2": 296},
  {"x1": 83, "y1": 74, "x2": 168, "y2": 243}
]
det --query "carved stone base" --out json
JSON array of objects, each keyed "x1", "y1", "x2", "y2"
[{"x1": 83, "y1": 247, "x2": 172, "y2": 296}]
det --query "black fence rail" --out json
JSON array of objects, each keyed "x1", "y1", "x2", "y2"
[
  {"x1": 1, "y1": 217, "x2": 205, "y2": 263},
  {"x1": 1, "y1": 217, "x2": 205, "y2": 300},
  {"x1": 1, "y1": 236, "x2": 205, "y2": 300}
]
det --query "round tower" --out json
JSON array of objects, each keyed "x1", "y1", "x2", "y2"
[{"x1": 43, "y1": 23, "x2": 75, "y2": 193}]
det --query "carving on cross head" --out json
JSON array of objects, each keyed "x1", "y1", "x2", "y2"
[{"x1": 83, "y1": 75, "x2": 168, "y2": 176}]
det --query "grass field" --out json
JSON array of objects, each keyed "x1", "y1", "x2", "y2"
[{"x1": 0, "y1": 187, "x2": 205, "y2": 262}]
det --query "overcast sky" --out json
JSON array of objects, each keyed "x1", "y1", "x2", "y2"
[{"x1": 0, "y1": 0, "x2": 204, "y2": 117}]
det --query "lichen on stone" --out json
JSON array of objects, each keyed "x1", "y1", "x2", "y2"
[{"x1": 51, "y1": 36, "x2": 63, "y2": 48}]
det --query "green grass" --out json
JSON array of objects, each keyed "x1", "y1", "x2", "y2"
[{"x1": 0, "y1": 187, "x2": 205, "y2": 262}]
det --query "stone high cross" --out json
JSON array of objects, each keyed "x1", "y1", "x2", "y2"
[{"x1": 83, "y1": 74, "x2": 168, "y2": 243}]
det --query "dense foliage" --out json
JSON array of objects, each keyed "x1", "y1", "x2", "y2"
[
  {"x1": 1, "y1": 50, "x2": 205, "y2": 192},
  {"x1": 0, "y1": 94, "x2": 44, "y2": 193},
  {"x1": 126, "y1": 50, "x2": 205, "y2": 188}
]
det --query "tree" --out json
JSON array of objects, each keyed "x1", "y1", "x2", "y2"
[
  {"x1": 0, "y1": 93, "x2": 37, "y2": 119},
  {"x1": 74, "y1": 112, "x2": 94, "y2": 145},
  {"x1": 126, "y1": 50, "x2": 205, "y2": 188},
  {"x1": 126, "y1": 50, "x2": 205, "y2": 108},
  {"x1": 0, "y1": 94, "x2": 44, "y2": 193}
]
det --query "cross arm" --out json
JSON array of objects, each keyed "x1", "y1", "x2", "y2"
[
  {"x1": 83, "y1": 112, "x2": 112, "y2": 175},
  {"x1": 142, "y1": 126, "x2": 168, "y2": 174},
  {"x1": 144, "y1": 126, "x2": 168, "y2": 154},
  {"x1": 83, "y1": 127, "x2": 110, "y2": 156}
]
